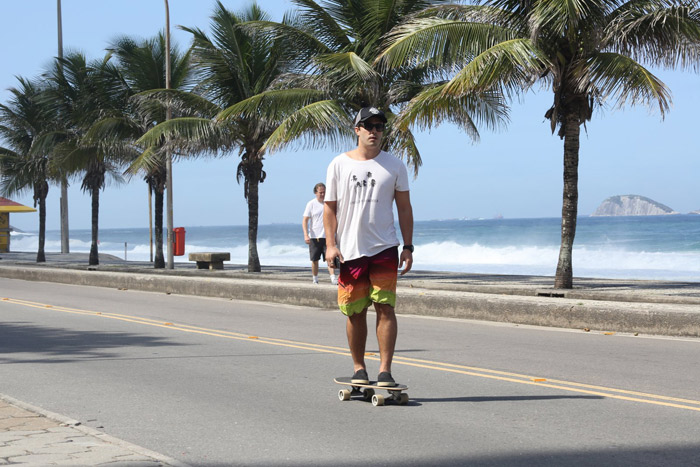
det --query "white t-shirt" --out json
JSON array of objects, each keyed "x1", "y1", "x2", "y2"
[
  {"x1": 325, "y1": 151, "x2": 410, "y2": 261},
  {"x1": 303, "y1": 198, "x2": 326, "y2": 239}
]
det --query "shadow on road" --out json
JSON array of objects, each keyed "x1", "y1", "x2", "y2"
[
  {"x1": 0, "y1": 321, "x2": 187, "y2": 363},
  {"x1": 248, "y1": 444, "x2": 700, "y2": 466},
  {"x1": 412, "y1": 394, "x2": 604, "y2": 403}
]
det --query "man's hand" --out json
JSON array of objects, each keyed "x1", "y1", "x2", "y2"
[
  {"x1": 399, "y1": 249, "x2": 413, "y2": 275},
  {"x1": 304, "y1": 235, "x2": 310, "y2": 245},
  {"x1": 326, "y1": 245, "x2": 343, "y2": 269}
]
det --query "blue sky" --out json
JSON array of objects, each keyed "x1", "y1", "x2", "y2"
[{"x1": 2, "y1": 0, "x2": 698, "y2": 232}]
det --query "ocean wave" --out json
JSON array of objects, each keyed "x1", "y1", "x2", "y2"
[
  {"x1": 7, "y1": 235, "x2": 700, "y2": 281},
  {"x1": 415, "y1": 242, "x2": 698, "y2": 280},
  {"x1": 10, "y1": 231, "x2": 36, "y2": 237}
]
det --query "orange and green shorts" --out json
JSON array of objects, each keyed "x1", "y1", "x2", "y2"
[{"x1": 337, "y1": 247, "x2": 399, "y2": 316}]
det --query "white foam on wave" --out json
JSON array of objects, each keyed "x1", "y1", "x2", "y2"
[
  {"x1": 8, "y1": 235, "x2": 700, "y2": 281},
  {"x1": 10, "y1": 231, "x2": 36, "y2": 237},
  {"x1": 24, "y1": 239, "x2": 95, "y2": 251},
  {"x1": 188, "y1": 240, "x2": 309, "y2": 266},
  {"x1": 416, "y1": 241, "x2": 700, "y2": 280}
]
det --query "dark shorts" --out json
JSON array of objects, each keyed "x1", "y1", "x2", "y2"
[
  {"x1": 309, "y1": 238, "x2": 326, "y2": 261},
  {"x1": 337, "y1": 247, "x2": 399, "y2": 316}
]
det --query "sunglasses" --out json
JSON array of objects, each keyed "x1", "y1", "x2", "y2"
[{"x1": 360, "y1": 122, "x2": 385, "y2": 132}]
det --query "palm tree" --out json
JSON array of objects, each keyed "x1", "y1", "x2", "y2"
[
  {"x1": 138, "y1": 2, "x2": 297, "y2": 272},
  {"x1": 228, "y1": 0, "x2": 506, "y2": 174},
  {"x1": 38, "y1": 52, "x2": 127, "y2": 266},
  {"x1": 86, "y1": 32, "x2": 193, "y2": 268},
  {"x1": 378, "y1": 0, "x2": 700, "y2": 287},
  {"x1": 0, "y1": 78, "x2": 55, "y2": 262}
]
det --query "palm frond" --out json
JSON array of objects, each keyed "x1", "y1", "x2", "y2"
[
  {"x1": 443, "y1": 38, "x2": 550, "y2": 98},
  {"x1": 262, "y1": 99, "x2": 354, "y2": 153},
  {"x1": 132, "y1": 89, "x2": 220, "y2": 119},
  {"x1": 394, "y1": 83, "x2": 509, "y2": 139},
  {"x1": 378, "y1": 15, "x2": 513, "y2": 72},
  {"x1": 60, "y1": 146, "x2": 104, "y2": 175},
  {"x1": 239, "y1": 18, "x2": 334, "y2": 68},
  {"x1": 216, "y1": 88, "x2": 326, "y2": 123},
  {"x1": 126, "y1": 146, "x2": 164, "y2": 175},
  {"x1": 108, "y1": 31, "x2": 193, "y2": 93},
  {"x1": 28, "y1": 131, "x2": 69, "y2": 158},
  {"x1": 84, "y1": 117, "x2": 140, "y2": 145},
  {"x1": 574, "y1": 52, "x2": 671, "y2": 115},
  {"x1": 384, "y1": 126, "x2": 422, "y2": 175},
  {"x1": 0, "y1": 147, "x2": 20, "y2": 159},
  {"x1": 410, "y1": 3, "x2": 508, "y2": 22},
  {"x1": 606, "y1": 1, "x2": 700, "y2": 70},
  {"x1": 0, "y1": 151, "x2": 32, "y2": 197},
  {"x1": 290, "y1": 0, "x2": 353, "y2": 50},
  {"x1": 530, "y1": 0, "x2": 615, "y2": 37},
  {"x1": 136, "y1": 117, "x2": 229, "y2": 155},
  {"x1": 315, "y1": 52, "x2": 380, "y2": 82}
]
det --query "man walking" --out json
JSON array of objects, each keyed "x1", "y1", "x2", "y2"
[
  {"x1": 302, "y1": 183, "x2": 337, "y2": 284},
  {"x1": 324, "y1": 107, "x2": 414, "y2": 387}
]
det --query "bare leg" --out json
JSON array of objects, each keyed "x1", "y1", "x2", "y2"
[
  {"x1": 346, "y1": 308, "x2": 368, "y2": 371},
  {"x1": 374, "y1": 303, "x2": 397, "y2": 373},
  {"x1": 311, "y1": 260, "x2": 319, "y2": 277}
]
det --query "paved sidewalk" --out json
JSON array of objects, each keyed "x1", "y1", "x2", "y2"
[{"x1": 0, "y1": 394, "x2": 187, "y2": 466}]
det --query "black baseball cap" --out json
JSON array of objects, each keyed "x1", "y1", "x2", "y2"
[{"x1": 354, "y1": 107, "x2": 387, "y2": 127}]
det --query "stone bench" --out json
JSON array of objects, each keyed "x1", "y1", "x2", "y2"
[{"x1": 188, "y1": 252, "x2": 230, "y2": 270}]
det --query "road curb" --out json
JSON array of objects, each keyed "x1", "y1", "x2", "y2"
[{"x1": 396, "y1": 287, "x2": 700, "y2": 337}]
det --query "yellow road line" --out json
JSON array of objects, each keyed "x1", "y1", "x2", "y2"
[{"x1": 3, "y1": 296, "x2": 700, "y2": 412}]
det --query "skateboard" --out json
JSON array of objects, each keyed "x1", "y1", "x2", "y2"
[{"x1": 334, "y1": 377, "x2": 409, "y2": 406}]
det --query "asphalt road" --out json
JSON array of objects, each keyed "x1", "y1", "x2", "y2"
[{"x1": 1, "y1": 277, "x2": 699, "y2": 466}]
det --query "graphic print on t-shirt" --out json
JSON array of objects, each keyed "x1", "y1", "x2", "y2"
[{"x1": 350, "y1": 171, "x2": 378, "y2": 204}]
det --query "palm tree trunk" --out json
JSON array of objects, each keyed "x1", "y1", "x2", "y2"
[
  {"x1": 36, "y1": 187, "x2": 47, "y2": 263},
  {"x1": 89, "y1": 186, "x2": 100, "y2": 266},
  {"x1": 554, "y1": 113, "x2": 580, "y2": 289},
  {"x1": 154, "y1": 186, "x2": 165, "y2": 269},
  {"x1": 247, "y1": 170, "x2": 261, "y2": 273},
  {"x1": 241, "y1": 153, "x2": 264, "y2": 273}
]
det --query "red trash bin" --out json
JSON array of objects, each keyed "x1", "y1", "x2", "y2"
[{"x1": 173, "y1": 227, "x2": 186, "y2": 256}]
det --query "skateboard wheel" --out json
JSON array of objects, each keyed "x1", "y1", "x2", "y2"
[
  {"x1": 399, "y1": 393, "x2": 409, "y2": 405},
  {"x1": 362, "y1": 388, "x2": 375, "y2": 401},
  {"x1": 371, "y1": 394, "x2": 385, "y2": 407},
  {"x1": 339, "y1": 389, "x2": 351, "y2": 401}
]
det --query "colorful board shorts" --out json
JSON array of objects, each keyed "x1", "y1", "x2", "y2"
[{"x1": 337, "y1": 247, "x2": 399, "y2": 316}]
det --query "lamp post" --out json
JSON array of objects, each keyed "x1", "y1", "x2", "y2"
[
  {"x1": 57, "y1": 0, "x2": 70, "y2": 254},
  {"x1": 164, "y1": 0, "x2": 174, "y2": 269}
]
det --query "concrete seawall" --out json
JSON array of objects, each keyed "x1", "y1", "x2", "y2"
[{"x1": 1, "y1": 253, "x2": 699, "y2": 338}]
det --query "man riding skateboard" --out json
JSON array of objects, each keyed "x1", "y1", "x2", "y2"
[{"x1": 324, "y1": 106, "x2": 414, "y2": 388}]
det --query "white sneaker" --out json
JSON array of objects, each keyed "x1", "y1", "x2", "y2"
[
  {"x1": 330, "y1": 274, "x2": 338, "y2": 285},
  {"x1": 312, "y1": 277, "x2": 319, "y2": 284}
]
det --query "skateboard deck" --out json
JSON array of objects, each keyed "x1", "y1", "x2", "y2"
[{"x1": 334, "y1": 377, "x2": 409, "y2": 406}]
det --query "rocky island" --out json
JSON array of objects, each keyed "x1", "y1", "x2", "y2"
[{"x1": 591, "y1": 195, "x2": 678, "y2": 217}]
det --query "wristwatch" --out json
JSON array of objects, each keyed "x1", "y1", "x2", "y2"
[{"x1": 402, "y1": 244, "x2": 414, "y2": 253}]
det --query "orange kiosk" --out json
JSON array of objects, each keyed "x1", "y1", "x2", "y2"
[{"x1": 0, "y1": 197, "x2": 36, "y2": 253}]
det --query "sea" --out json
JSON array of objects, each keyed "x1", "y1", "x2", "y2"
[{"x1": 9, "y1": 215, "x2": 700, "y2": 282}]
